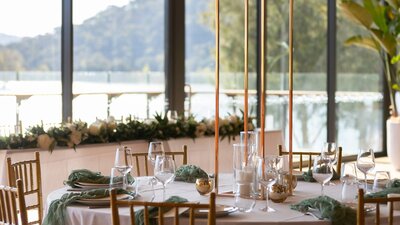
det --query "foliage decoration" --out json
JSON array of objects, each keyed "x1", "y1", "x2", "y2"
[{"x1": 0, "y1": 113, "x2": 254, "y2": 152}]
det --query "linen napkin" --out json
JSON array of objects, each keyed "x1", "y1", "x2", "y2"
[
  {"x1": 302, "y1": 168, "x2": 340, "y2": 182},
  {"x1": 291, "y1": 195, "x2": 356, "y2": 225},
  {"x1": 174, "y1": 165, "x2": 208, "y2": 183},
  {"x1": 64, "y1": 169, "x2": 133, "y2": 187},
  {"x1": 365, "y1": 178, "x2": 400, "y2": 198},
  {"x1": 135, "y1": 196, "x2": 188, "y2": 225},
  {"x1": 43, "y1": 188, "x2": 133, "y2": 225}
]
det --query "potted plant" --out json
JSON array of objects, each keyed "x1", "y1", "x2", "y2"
[{"x1": 339, "y1": 0, "x2": 400, "y2": 169}]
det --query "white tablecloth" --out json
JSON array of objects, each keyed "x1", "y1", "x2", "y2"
[{"x1": 46, "y1": 174, "x2": 399, "y2": 225}]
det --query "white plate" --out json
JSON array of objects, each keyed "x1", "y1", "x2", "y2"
[
  {"x1": 75, "y1": 194, "x2": 132, "y2": 206},
  {"x1": 182, "y1": 205, "x2": 237, "y2": 218}
]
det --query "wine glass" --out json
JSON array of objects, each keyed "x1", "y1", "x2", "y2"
[
  {"x1": 321, "y1": 142, "x2": 338, "y2": 164},
  {"x1": 154, "y1": 155, "x2": 176, "y2": 200},
  {"x1": 312, "y1": 155, "x2": 333, "y2": 196},
  {"x1": 258, "y1": 156, "x2": 278, "y2": 212},
  {"x1": 356, "y1": 148, "x2": 375, "y2": 192},
  {"x1": 148, "y1": 142, "x2": 165, "y2": 165},
  {"x1": 114, "y1": 146, "x2": 133, "y2": 190}
]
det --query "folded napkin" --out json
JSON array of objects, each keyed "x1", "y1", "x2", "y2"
[
  {"x1": 135, "y1": 196, "x2": 188, "y2": 225},
  {"x1": 43, "y1": 188, "x2": 133, "y2": 225},
  {"x1": 365, "y1": 178, "x2": 400, "y2": 198},
  {"x1": 302, "y1": 168, "x2": 340, "y2": 182},
  {"x1": 291, "y1": 195, "x2": 356, "y2": 225},
  {"x1": 64, "y1": 169, "x2": 133, "y2": 188},
  {"x1": 174, "y1": 165, "x2": 208, "y2": 183}
]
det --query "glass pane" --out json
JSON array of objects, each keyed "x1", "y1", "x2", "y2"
[
  {"x1": 267, "y1": 0, "x2": 327, "y2": 151},
  {"x1": 0, "y1": 0, "x2": 61, "y2": 134},
  {"x1": 336, "y1": 5, "x2": 383, "y2": 155},
  {"x1": 185, "y1": 0, "x2": 258, "y2": 120},
  {"x1": 73, "y1": 0, "x2": 165, "y2": 123}
]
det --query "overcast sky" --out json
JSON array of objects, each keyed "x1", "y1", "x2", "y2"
[{"x1": 0, "y1": 0, "x2": 129, "y2": 37}]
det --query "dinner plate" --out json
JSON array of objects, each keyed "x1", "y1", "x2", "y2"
[
  {"x1": 75, "y1": 194, "x2": 132, "y2": 206},
  {"x1": 182, "y1": 205, "x2": 237, "y2": 218}
]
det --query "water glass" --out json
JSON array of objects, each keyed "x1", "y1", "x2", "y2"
[
  {"x1": 154, "y1": 155, "x2": 176, "y2": 200},
  {"x1": 321, "y1": 142, "x2": 338, "y2": 164},
  {"x1": 312, "y1": 155, "x2": 333, "y2": 196},
  {"x1": 373, "y1": 171, "x2": 390, "y2": 192},
  {"x1": 240, "y1": 131, "x2": 259, "y2": 154},
  {"x1": 114, "y1": 146, "x2": 133, "y2": 190},
  {"x1": 109, "y1": 167, "x2": 122, "y2": 189},
  {"x1": 258, "y1": 156, "x2": 279, "y2": 212},
  {"x1": 356, "y1": 148, "x2": 375, "y2": 192},
  {"x1": 148, "y1": 142, "x2": 165, "y2": 165}
]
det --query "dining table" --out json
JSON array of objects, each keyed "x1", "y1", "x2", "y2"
[{"x1": 46, "y1": 173, "x2": 400, "y2": 225}]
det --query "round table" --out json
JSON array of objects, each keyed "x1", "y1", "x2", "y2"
[{"x1": 46, "y1": 174, "x2": 397, "y2": 225}]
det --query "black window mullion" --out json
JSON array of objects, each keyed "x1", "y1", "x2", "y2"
[
  {"x1": 62, "y1": 0, "x2": 73, "y2": 122},
  {"x1": 327, "y1": 0, "x2": 336, "y2": 143}
]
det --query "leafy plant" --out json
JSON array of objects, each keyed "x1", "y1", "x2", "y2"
[{"x1": 340, "y1": 0, "x2": 400, "y2": 116}]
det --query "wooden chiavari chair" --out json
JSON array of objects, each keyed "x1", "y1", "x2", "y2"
[
  {"x1": 357, "y1": 188, "x2": 400, "y2": 225},
  {"x1": 0, "y1": 179, "x2": 28, "y2": 225},
  {"x1": 110, "y1": 190, "x2": 216, "y2": 225},
  {"x1": 7, "y1": 152, "x2": 42, "y2": 225},
  {"x1": 278, "y1": 145, "x2": 343, "y2": 175},
  {"x1": 129, "y1": 145, "x2": 188, "y2": 176}
]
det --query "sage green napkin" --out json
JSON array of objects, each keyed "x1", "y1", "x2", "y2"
[
  {"x1": 43, "y1": 188, "x2": 133, "y2": 225},
  {"x1": 174, "y1": 165, "x2": 208, "y2": 183},
  {"x1": 302, "y1": 168, "x2": 340, "y2": 182},
  {"x1": 135, "y1": 196, "x2": 188, "y2": 225},
  {"x1": 64, "y1": 169, "x2": 133, "y2": 187},
  {"x1": 365, "y1": 179, "x2": 400, "y2": 198},
  {"x1": 291, "y1": 195, "x2": 356, "y2": 225}
]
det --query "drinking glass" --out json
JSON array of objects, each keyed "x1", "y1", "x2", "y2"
[
  {"x1": 114, "y1": 146, "x2": 133, "y2": 190},
  {"x1": 340, "y1": 163, "x2": 359, "y2": 204},
  {"x1": 312, "y1": 155, "x2": 333, "y2": 196},
  {"x1": 373, "y1": 171, "x2": 390, "y2": 192},
  {"x1": 240, "y1": 131, "x2": 259, "y2": 155},
  {"x1": 321, "y1": 142, "x2": 338, "y2": 164},
  {"x1": 148, "y1": 142, "x2": 165, "y2": 165},
  {"x1": 109, "y1": 167, "x2": 122, "y2": 189},
  {"x1": 356, "y1": 148, "x2": 375, "y2": 192},
  {"x1": 154, "y1": 155, "x2": 176, "y2": 200},
  {"x1": 258, "y1": 156, "x2": 278, "y2": 212}
]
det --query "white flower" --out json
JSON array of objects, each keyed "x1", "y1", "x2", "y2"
[
  {"x1": 228, "y1": 115, "x2": 239, "y2": 124},
  {"x1": 220, "y1": 118, "x2": 229, "y2": 126},
  {"x1": 37, "y1": 134, "x2": 56, "y2": 151},
  {"x1": 248, "y1": 122, "x2": 255, "y2": 131},
  {"x1": 89, "y1": 120, "x2": 106, "y2": 136},
  {"x1": 195, "y1": 123, "x2": 207, "y2": 137}
]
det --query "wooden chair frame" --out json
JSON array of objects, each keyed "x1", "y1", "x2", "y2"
[
  {"x1": 7, "y1": 152, "x2": 43, "y2": 225},
  {"x1": 129, "y1": 145, "x2": 188, "y2": 176},
  {"x1": 110, "y1": 189, "x2": 216, "y2": 225},
  {"x1": 358, "y1": 188, "x2": 400, "y2": 225},
  {"x1": 278, "y1": 145, "x2": 342, "y2": 175},
  {"x1": 0, "y1": 179, "x2": 28, "y2": 225}
]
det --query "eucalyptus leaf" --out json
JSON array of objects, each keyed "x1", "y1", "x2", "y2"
[{"x1": 370, "y1": 28, "x2": 397, "y2": 56}]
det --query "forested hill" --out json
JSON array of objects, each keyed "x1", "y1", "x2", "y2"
[{"x1": 0, "y1": 0, "x2": 213, "y2": 72}]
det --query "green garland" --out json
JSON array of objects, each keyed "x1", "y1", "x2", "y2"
[{"x1": 0, "y1": 113, "x2": 254, "y2": 152}]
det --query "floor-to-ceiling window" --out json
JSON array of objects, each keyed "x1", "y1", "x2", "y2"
[
  {"x1": 0, "y1": 0, "x2": 61, "y2": 135},
  {"x1": 73, "y1": 0, "x2": 165, "y2": 123}
]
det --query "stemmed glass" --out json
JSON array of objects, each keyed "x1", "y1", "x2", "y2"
[
  {"x1": 148, "y1": 142, "x2": 165, "y2": 165},
  {"x1": 114, "y1": 146, "x2": 133, "y2": 190},
  {"x1": 321, "y1": 142, "x2": 338, "y2": 164},
  {"x1": 258, "y1": 156, "x2": 278, "y2": 212},
  {"x1": 356, "y1": 148, "x2": 375, "y2": 192},
  {"x1": 154, "y1": 155, "x2": 176, "y2": 200},
  {"x1": 312, "y1": 155, "x2": 333, "y2": 196}
]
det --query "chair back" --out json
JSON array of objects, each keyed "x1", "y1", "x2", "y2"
[
  {"x1": 130, "y1": 145, "x2": 188, "y2": 176},
  {"x1": 357, "y1": 188, "x2": 400, "y2": 225},
  {"x1": 0, "y1": 179, "x2": 28, "y2": 225},
  {"x1": 278, "y1": 145, "x2": 343, "y2": 175},
  {"x1": 110, "y1": 190, "x2": 216, "y2": 225},
  {"x1": 7, "y1": 152, "x2": 43, "y2": 225}
]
